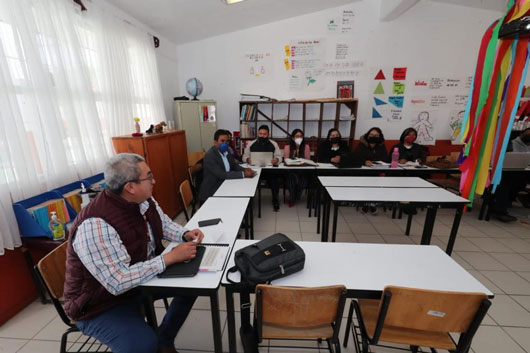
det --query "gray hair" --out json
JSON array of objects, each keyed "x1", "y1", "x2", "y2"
[{"x1": 105, "y1": 153, "x2": 145, "y2": 194}]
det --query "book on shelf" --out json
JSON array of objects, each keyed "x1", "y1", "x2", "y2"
[{"x1": 240, "y1": 123, "x2": 255, "y2": 138}]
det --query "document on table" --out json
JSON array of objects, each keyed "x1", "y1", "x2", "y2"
[{"x1": 198, "y1": 244, "x2": 230, "y2": 272}]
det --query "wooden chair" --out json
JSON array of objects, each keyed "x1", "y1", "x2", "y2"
[
  {"x1": 343, "y1": 286, "x2": 491, "y2": 353},
  {"x1": 187, "y1": 162, "x2": 203, "y2": 202},
  {"x1": 179, "y1": 179, "x2": 195, "y2": 221},
  {"x1": 255, "y1": 284, "x2": 346, "y2": 352},
  {"x1": 35, "y1": 242, "x2": 111, "y2": 353},
  {"x1": 187, "y1": 151, "x2": 205, "y2": 167}
]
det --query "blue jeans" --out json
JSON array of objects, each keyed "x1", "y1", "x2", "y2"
[{"x1": 76, "y1": 295, "x2": 196, "y2": 353}]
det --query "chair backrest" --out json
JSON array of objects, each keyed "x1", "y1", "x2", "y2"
[
  {"x1": 187, "y1": 152, "x2": 205, "y2": 167},
  {"x1": 381, "y1": 286, "x2": 488, "y2": 333},
  {"x1": 180, "y1": 179, "x2": 193, "y2": 210},
  {"x1": 256, "y1": 284, "x2": 346, "y2": 328},
  {"x1": 36, "y1": 241, "x2": 68, "y2": 299}
]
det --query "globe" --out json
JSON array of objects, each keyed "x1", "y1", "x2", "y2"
[{"x1": 186, "y1": 77, "x2": 203, "y2": 100}]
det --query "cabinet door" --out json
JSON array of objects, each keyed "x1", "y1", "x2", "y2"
[
  {"x1": 112, "y1": 138, "x2": 146, "y2": 158},
  {"x1": 180, "y1": 103, "x2": 202, "y2": 152},
  {"x1": 200, "y1": 122, "x2": 216, "y2": 151},
  {"x1": 144, "y1": 136, "x2": 177, "y2": 217}
]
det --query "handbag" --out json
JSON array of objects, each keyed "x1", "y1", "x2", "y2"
[{"x1": 227, "y1": 233, "x2": 306, "y2": 353}]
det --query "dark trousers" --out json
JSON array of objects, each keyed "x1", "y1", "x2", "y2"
[
  {"x1": 286, "y1": 172, "x2": 308, "y2": 202},
  {"x1": 492, "y1": 173, "x2": 529, "y2": 213},
  {"x1": 264, "y1": 175, "x2": 280, "y2": 204},
  {"x1": 76, "y1": 295, "x2": 196, "y2": 353}
]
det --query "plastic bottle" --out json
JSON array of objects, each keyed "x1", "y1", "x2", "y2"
[
  {"x1": 49, "y1": 211, "x2": 65, "y2": 241},
  {"x1": 391, "y1": 147, "x2": 399, "y2": 168},
  {"x1": 80, "y1": 183, "x2": 90, "y2": 209}
]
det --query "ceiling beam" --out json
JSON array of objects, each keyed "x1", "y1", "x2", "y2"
[{"x1": 379, "y1": 0, "x2": 421, "y2": 21}]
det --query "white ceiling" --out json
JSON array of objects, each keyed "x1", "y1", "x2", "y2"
[{"x1": 104, "y1": 0, "x2": 508, "y2": 45}]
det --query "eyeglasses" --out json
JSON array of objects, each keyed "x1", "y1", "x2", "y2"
[{"x1": 128, "y1": 173, "x2": 154, "y2": 184}]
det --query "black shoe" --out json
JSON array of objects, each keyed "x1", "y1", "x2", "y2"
[
  {"x1": 273, "y1": 201, "x2": 280, "y2": 212},
  {"x1": 495, "y1": 212, "x2": 517, "y2": 223}
]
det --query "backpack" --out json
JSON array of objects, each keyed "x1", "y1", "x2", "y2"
[{"x1": 226, "y1": 233, "x2": 306, "y2": 353}]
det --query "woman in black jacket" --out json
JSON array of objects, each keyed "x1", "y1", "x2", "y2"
[
  {"x1": 354, "y1": 127, "x2": 388, "y2": 166},
  {"x1": 317, "y1": 128, "x2": 349, "y2": 163},
  {"x1": 390, "y1": 127, "x2": 426, "y2": 164}
]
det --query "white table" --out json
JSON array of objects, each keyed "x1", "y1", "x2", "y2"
[
  {"x1": 141, "y1": 197, "x2": 249, "y2": 353},
  {"x1": 222, "y1": 240, "x2": 493, "y2": 353},
  {"x1": 321, "y1": 185, "x2": 469, "y2": 255},
  {"x1": 318, "y1": 176, "x2": 437, "y2": 188}
]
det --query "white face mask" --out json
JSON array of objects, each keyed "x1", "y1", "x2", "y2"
[{"x1": 294, "y1": 137, "x2": 303, "y2": 145}]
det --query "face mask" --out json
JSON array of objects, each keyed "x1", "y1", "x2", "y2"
[
  {"x1": 404, "y1": 135, "x2": 416, "y2": 144},
  {"x1": 522, "y1": 135, "x2": 530, "y2": 144},
  {"x1": 294, "y1": 137, "x2": 303, "y2": 145},
  {"x1": 367, "y1": 136, "x2": 381, "y2": 144},
  {"x1": 258, "y1": 136, "x2": 268, "y2": 144},
  {"x1": 330, "y1": 137, "x2": 340, "y2": 144},
  {"x1": 218, "y1": 142, "x2": 229, "y2": 153}
]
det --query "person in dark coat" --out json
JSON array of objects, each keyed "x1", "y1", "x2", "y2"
[
  {"x1": 354, "y1": 127, "x2": 388, "y2": 166},
  {"x1": 199, "y1": 129, "x2": 255, "y2": 203},
  {"x1": 390, "y1": 127, "x2": 426, "y2": 164},
  {"x1": 317, "y1": 128, "x2": 350, "y2": 163}
]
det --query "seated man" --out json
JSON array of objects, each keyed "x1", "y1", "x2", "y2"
[
  {"x1": 199, "y1": 129, "x2": 255, "y2": 203},
  {"x1": 64, "y1": 153, "x2": 204, "y2": 353},
  {"x1": 491, "y1": 128, "x2": 530, "y2": 222},
  {"x1": 243, "y1": 125, "x2": 283, "y2": 211}
]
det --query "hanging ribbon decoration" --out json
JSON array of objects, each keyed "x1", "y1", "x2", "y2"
[{"x1": 458, "y1": 0, "x2": 530, "y2": 206}]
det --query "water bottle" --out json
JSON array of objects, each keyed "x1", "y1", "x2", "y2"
[
  {"x1": 391, "y1": 147, "x2": 399, "y2": 168},
  {"x1": 80, "y1": 183, "x2": 91, "y2": 209},
  {"x1": 49, "y1": 211, "x2": 65, "y2": 241}
]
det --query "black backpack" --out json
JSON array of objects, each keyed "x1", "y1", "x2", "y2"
[{"x1": 226, "y1": 233, "x2": 306, "y2": 353}]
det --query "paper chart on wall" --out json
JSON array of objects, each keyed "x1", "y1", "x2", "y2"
[
  {"x1": 449, "y1": 109, "x2": 465, "y2": 145},
  {"x1": 244, "y1": 52, "x2": 273, "y2": 80},
  {"x1": 341, "y1": 9, "x2": 354, "y2": 33},
  {"x1": 371, "y1": 67, "x2": 407, "y2": 122},
  {"x1": 285, "y1": 38, "x2": 325, "y2": 91},
  {"x1": 410, "y1": 110, "x2": 438, "y2": 145}
]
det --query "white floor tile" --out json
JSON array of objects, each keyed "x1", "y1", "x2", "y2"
[
  {"x1": 275, "y1": 221, "x2": 301, "y2": 233},
  {"x1": 173, "y1": 309, "x2": 227, "y2": 351},
  {"x1": 485, "y1": 295, "x2": 530, "y2": 327},
  {"x1": 16, "y1": 339, "x2": 62, "y2": 353},
  {"x1": 0, "y1": 301, "x2": 56, "y2": 339},
  {"x1": 467, "y1": 238, "x2": 514, "y2": 253},
  {"x1": 467, "y1": 270, "x2": 504, "y2": 294},
  {"x1": 490, "y1": 253, "x2": 530, "y2": 272},
  {"x1": 504, "y1": 327, "x2": 530, "y2": 352},
  {"x1": 457, "y1": 252, "x2": 509, "y2": 271},
  {"x1": 354, "y1": 234, "x2": 386, "y2": 244},
  {"x1": 481, "y1": 271, "x2": 530, "y2": 295},
  {"x1": 0, "y1": 338, "x2": 28, "y2": 353},
  {"x1": 470, "y1": 326, "x2": 525, "y2": 353},
  {"x1": 347, "y1": 222, "x2": 378, "y2": 235},
  {"x1": 33, "y1": 316, "x2": 83, "y2": 342}
]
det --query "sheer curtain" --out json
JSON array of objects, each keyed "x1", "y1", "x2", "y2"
[{"x1": 0, "y1": 0, "x2": 167, "y2": 255}]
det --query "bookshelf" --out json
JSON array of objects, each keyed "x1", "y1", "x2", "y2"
[{"x1": 239, "y1": 98, "x2": 358, "y2": 149}]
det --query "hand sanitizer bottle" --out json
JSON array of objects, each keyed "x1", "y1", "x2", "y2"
[
  {"x1": 49, "y1": 211, "x2": 65, "y2": 241},
  {"x1": 80, "y1": 183, "x2": 90, "y2": 209}
]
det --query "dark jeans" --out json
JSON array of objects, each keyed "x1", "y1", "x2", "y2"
[
  {"x1": 76, "y1": 295, "x2": 196, "y2": 353},
  {"x1": 264, "y1": 175, "x2": 280, "y2": 204},
  {"x1": 286, "y1": 172, "x2": 308, "y2": 202}
]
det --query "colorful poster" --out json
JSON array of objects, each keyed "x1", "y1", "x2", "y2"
[
  {"x1": 411, "y1": 110, "x2": 437, "y2": 145},
  {"x1": 449, "y1": 110, "x2": 465, "y2": 144},
  {"x1": 389, "y1": 96, "x2": 404, "y2": 108},
  {"x1": 393, "y1": 82, "x2": 406, "y2": 95},
  {"x1": 286, "y1": 38, "x2": 325, "y2": 91},
  {"x1": 393, "y1": 67, "x2": 407, "y2": 80},
  {"x1": 412, "y1": 78, "x2": 429, "y2": 91}
]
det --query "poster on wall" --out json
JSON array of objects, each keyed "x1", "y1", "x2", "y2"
[
  {"x1": 341, "y1": 9, "x2": 354, "y2": 33},
  {"x1": 371, "y1": 67, "x2": 407, "y2": 123},
  {"x1": 243, "y1": 52, "x2": 273, "y2": 80},
  {"x1": 449, "y1": 109, "x2": 465, "y2": 144},
  {"x1": 284, "y1": 38, "x2": 326, "y2": 91},
  {"x1": 410, "y1": 110, "x2": 437, "y2": 145}
]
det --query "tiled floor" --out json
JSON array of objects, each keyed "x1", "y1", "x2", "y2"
[{"x1": 1, "y1": 194, "x2": 529, "y2": 353}]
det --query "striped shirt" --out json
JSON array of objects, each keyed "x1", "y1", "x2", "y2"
[{"x1": 72, "y1": 198, "x2": 187, "y2": 295}]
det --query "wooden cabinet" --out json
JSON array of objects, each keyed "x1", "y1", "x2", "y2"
[
  {"x1": 173, "y1": 100, "x2": 217, "y2": 153},
  {"x1": 112, "y1": 131, "x2": 189, "y2": 218}
]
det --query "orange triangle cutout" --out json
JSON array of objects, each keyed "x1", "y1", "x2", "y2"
[{"x1": 374, "y1": 69, "x2": 386, "y2": 80}]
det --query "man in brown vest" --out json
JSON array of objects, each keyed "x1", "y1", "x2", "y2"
[{"x1": 64, "y1": 153, "x2": 204, "y2": 353}]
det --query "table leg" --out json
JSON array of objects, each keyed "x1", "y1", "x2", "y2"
[
  {"x1": 420, "y1": 207, "x2": 438, "y2": 245},
  {"x1": 258, "y1": 182, "x2": 262, "y2": 218},
  {"x1": 478, "y1": 188, "x2": 489, "y2": 220},
  {"x1": 225, "y1": 286, "x2": 237, "y2": 353},
  {"x1": 405, "y1": 213, "x2": 413, "y2": 236},
  {"x1": 332, "y1": 202, "x2": 339, "y2": 243},
  {"x1": 316, "y1": 185, "x2": 321, "y2": 234},
  {"x1": 244, "y1": 208, "x2": 249, "y2": 239},
  {"x1": 250, "y1": 198, "x2": 254, "y2": 240},
  {"x1": 446, "y1": 206, "x2": 464, "y2": 256},
  {"x1": 210, "y1": 292, "x2": 223, "y2": 353},
  {"x1": 143, "y1": 294, "x2": 158, "y2": 328},
  {"x1": 322, "y1": 193, "x2": 331, "y2": 242}
]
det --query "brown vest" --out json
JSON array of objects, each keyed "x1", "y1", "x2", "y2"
[{"x1": 63, "y1": 189, "x2": 165, "y2": 321}]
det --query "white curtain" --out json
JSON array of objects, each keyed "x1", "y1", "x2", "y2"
[{"x1": 0, "y1": 0, "x2": 167, "y2": 255}]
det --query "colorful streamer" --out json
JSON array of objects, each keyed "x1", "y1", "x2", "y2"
[{"x1": 459, "y1": 1, "x2": 530, "y2": 205}]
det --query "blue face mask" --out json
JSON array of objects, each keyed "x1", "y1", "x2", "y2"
[{"x1": 218, "y1": 142, "x2": 229, "y2": 153}]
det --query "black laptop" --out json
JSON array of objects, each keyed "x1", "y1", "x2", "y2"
[{"x1": 157, "y1": 246, "x2": 206, "y2": 278}]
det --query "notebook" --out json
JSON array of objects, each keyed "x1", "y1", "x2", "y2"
[{"x1": 157, "y1": 243, "x2": 230, "y2": 278}]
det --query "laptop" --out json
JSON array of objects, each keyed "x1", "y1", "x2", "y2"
[
  {"x1": 250, "y1": 152, "x2": 273, "y2": 166},
  {"x1": 503, "y1": 152, "x2": 530, "y2": 169}
]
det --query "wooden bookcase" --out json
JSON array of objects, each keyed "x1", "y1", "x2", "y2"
[
  {"x1": 112, "y1": 131, "x2": 189, "y2": 218},
  {"x1": 239, "y1": 98, "x2": 358, "y2": 149}
]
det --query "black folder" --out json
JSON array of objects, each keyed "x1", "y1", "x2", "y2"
[{"x1": 157, "y1": 246, "x2": 206, "y2": 278}]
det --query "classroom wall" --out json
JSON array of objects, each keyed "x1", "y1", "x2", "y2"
[{"x1": 175, "y1": 0, "x2": 503, "y2": 140}]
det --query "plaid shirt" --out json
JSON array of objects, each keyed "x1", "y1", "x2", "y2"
[{"x1": 72, "y1": 199, "x2": 187, "y2": 295}]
